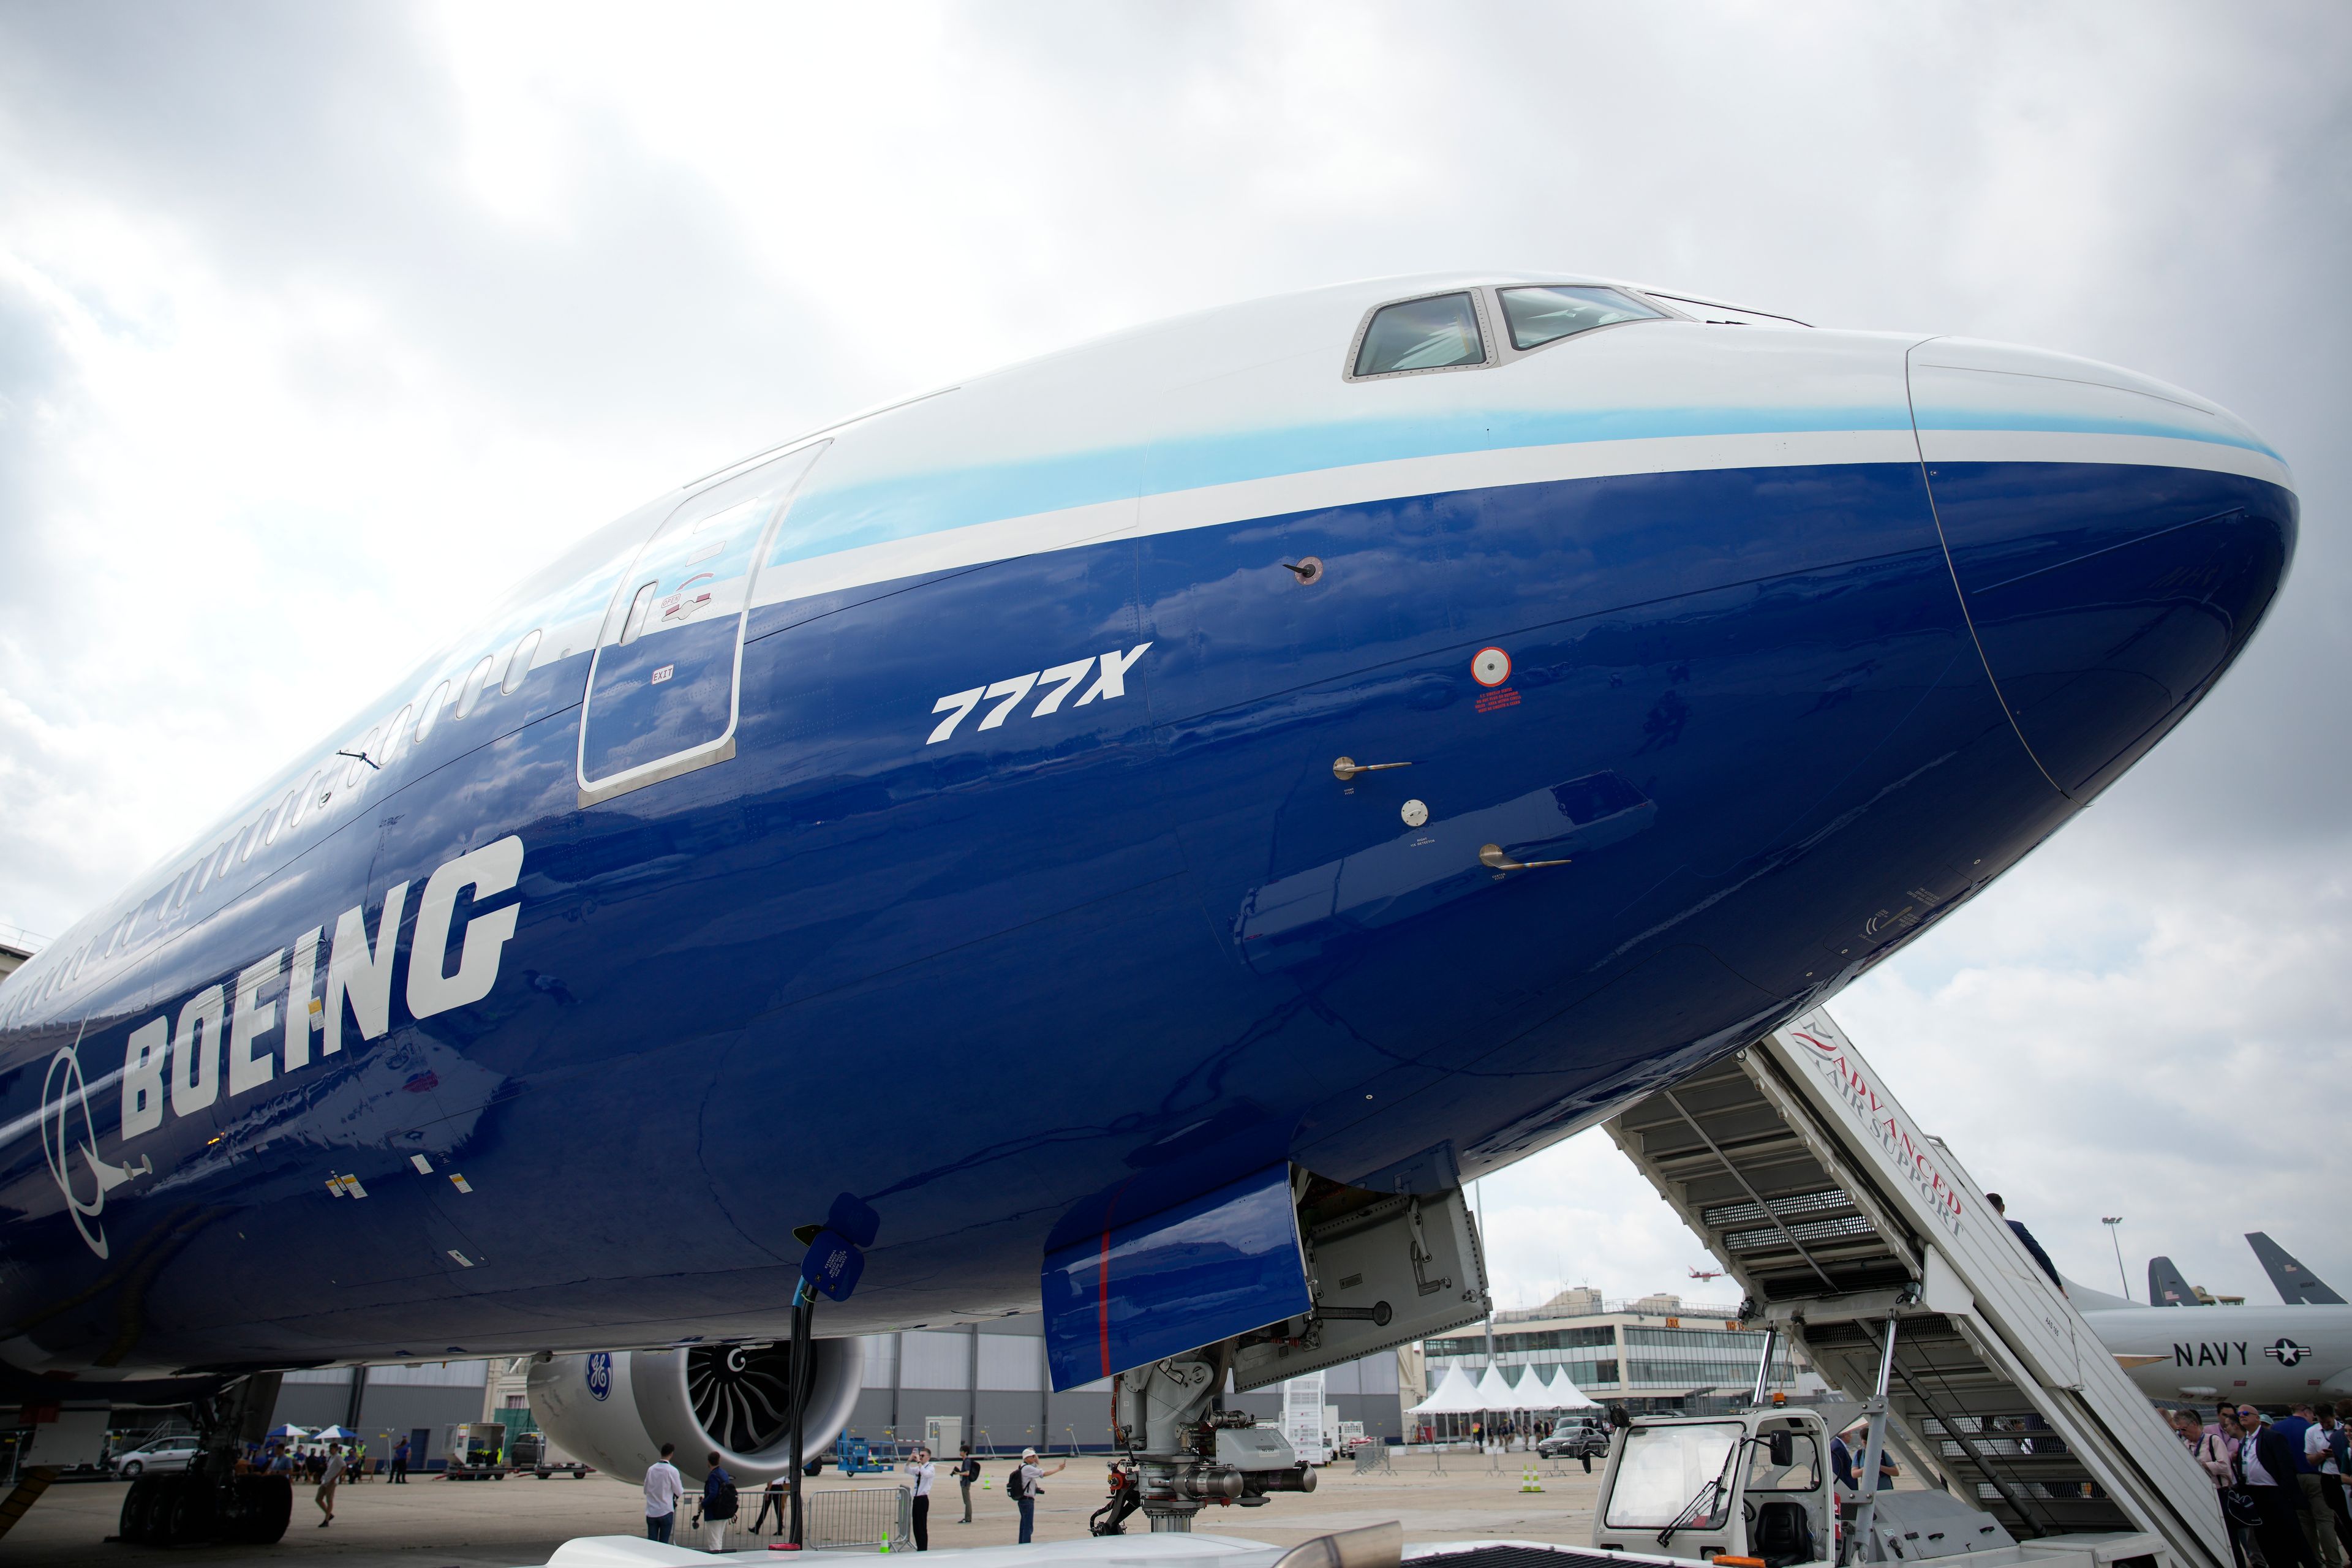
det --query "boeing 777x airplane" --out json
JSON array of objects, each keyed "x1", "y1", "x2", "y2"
[{"x1": 0, "y1": 274, "x2": 2296, "y2": 1544}]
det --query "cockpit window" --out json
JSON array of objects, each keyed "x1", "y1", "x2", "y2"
[
  {"x1": 1354, "y1": 292, "x2": 1485, "y2": 377},
  {"x1": 1499, "y1": 285, "x2": 1663, "y2": 350}
]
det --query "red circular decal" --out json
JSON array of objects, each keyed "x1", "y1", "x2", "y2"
[{"x1": 1471, "y1": 647, "x2": 1512, "y2": 688}]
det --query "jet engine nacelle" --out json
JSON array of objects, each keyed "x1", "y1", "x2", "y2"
[{"x1": 527, "y1": 1339, "x2": 863, "y2": 1485}]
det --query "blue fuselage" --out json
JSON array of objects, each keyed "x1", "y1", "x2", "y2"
[{"x1": 0, "y1": 277, "x2": 2295, "y2": 1390}]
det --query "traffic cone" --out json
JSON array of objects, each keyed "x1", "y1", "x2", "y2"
[
  {"x1": 1520, "y1": 1464, "x2": 1544, "y2": 1493},
  {"x1": 880, "y1": 1535, "x2": 892, "y2": 1554}
]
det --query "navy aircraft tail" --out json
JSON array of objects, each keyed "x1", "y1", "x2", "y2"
[
  {"x1": 2149, "y1": 1255, "x2": 2203, "y2": 1306},
  {"x1": 2247, "y1": 1232, "x2": 2345, "y2": 1305}
]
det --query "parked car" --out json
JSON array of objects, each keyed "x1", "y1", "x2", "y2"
[
  {"x1": 1535, "y1": 1418, "x2": 1610, "y2": 1461},
  {"x1": 116, "y1": 1439, "x2": 201, "y2": 1476}
]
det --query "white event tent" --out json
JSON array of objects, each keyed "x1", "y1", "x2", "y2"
[
  {"x1": 1472, "y1": 1364, "x2": 1520, "y2": 1409},
  {"x1": 1406, "y1": 1364, "x2": 1485, "y2": 1415},
  {"x1": 1542, "y1": 1368, "x2": 1601, "y2": 1410}
]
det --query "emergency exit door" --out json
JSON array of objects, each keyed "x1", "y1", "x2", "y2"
[{"x1": 576, "y1": 441, "x2": 829, "y2": 805}]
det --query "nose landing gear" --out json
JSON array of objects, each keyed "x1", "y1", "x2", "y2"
[{"x1": 1094, "y1": 1344, "x2": 1316, "y2": 1534}]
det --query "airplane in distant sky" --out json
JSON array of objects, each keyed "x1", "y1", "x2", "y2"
[{"x1": 1, "y1": 272, "x2": 2295, "y2": 1542}]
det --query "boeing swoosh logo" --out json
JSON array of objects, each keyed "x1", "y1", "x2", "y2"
[{"x1": 42, "y1": 1047, "x2": 151, "y2": 1259}]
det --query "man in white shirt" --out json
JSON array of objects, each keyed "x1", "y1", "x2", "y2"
[
  {"x1": 644, "y1": 1442, "x2": 685, "y2": 1544},
  {"x1": 1014, "y1": 1447, "x2": 1065, "y2": 1545},
  {"x1": 2241, "y1": 1406, "x2": 2318, "y2": 1568},
  {"x1": 2294, "y1": 1403, "x2": 2347, "y2": 1568},
  {"x1": 315, "y1": 1442, "x2": 347, "y2": 1528},
  {"x1": 908, "y1": 1446, "x2": 935, "y2": 1551}
]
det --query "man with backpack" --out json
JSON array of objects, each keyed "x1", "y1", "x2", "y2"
[
  {"x1": 1011, "y1": 1447, "x2": 1065, "y2": 1544},
  {"x1": 701, "y1": 1451, "x2": 739, "y2": 1552},
  {"x1": 955, "y1": 1445, "x2": 981, "y2": 1523}
]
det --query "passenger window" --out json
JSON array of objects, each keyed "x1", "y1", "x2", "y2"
[
  {"x1": 193, "y1": 839, "x2": 230, "y2": 895},
  {"x1": 1354, "y1": 292, "x2": 1485, "y2": 377},
  {"x1": 1498, "y1": 285, "x2": 1664, "y2": 350},
  {"x1": 502, "y1": 630, "x2": 542, "y2": 694},
  {"x1": 262, "y1": 788, "x2": 299, "y2": 846},
  {"x1": 287, "y1": 768, "x2": 328, "y2": 831},
  {"x1": 415, "y1": 680, "x2": 452, "y2": 744},
  {"x1": 379, "y1": 704, "x2": 413, "y2": 766},
  {"x1": 342, "y1": 726, "x2": 383, "y2": 787},
  {"x1": 454, "y1": 655, "x2": 497, "y2": 720}
]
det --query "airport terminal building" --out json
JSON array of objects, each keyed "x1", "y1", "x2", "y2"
[{"x1": 1411, "y1": 1288, "x2": 1807, "y2": 1417}]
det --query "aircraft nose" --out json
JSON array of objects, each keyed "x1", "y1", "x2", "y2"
[{"x1": 1910, "y1": 340, "x2": 2297, "y2": 799}]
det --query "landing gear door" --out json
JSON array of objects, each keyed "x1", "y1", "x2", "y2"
[
  {"x1": 1231, "y1": 1186, "x2": 1490, "y2": 1391},
  {"x1": 577, "y1": 441, "x2": 830, "y2": 807}
]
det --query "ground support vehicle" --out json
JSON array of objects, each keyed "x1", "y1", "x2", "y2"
[
  {"x1": 510, "y1": 1430, "x2": 592, "y2": 1479},
  {"x1": 1604, "y1": 1010, "x2": 2231, "y2": 1567},
  {"x1": 837, "y1": 1436, "x2": 895, "y2": 1476},
  {"x1": 441, "y1": 1422, "x2": 510, "y2": 1480},
  {"x1": 1581, "y1": 1406, "x2": 2155, "y2": 1568}
]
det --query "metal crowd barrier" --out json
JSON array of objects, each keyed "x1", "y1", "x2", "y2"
[{"x1": 805, "y1": 1484, "x2": 912, "y2": 1551}]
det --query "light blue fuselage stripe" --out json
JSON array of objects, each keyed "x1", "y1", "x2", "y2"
[
  {"x1": 771, "y1": 405, "x2": 1913, "y2": 570},
  {"x1": 771, "y1": 401, "x2": 2276, "y2": 578}
]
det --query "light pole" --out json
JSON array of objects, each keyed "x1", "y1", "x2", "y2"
[
  {"x1": 1477, "y1": 1180, "x2": 1495, "y2": 1362},
  {"x1": 2101, "y1": 1216, "x2": 2128, "y2": 1300}
]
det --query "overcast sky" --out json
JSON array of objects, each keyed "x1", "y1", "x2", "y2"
[{"x1": 3, "y1": 1, "x2": 2346, "y2": 1315}]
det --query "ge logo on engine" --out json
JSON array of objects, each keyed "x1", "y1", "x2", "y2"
[{"x1": 586, "y1": 1351, "x2": 614, "y2": 1401}]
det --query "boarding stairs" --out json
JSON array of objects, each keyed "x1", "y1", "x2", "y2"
[{"x1": 1607, "y1": 1009, "x2": 2228, "y2": 1568}]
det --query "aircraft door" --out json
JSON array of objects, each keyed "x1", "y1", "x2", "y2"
[{"x1": 577, "y1": 442, "x2": 829, "y2": 806}]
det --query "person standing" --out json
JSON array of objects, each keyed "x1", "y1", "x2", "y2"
[
  {"x1": 644, "y1": 1442, "x2": 685, "y2": 1544},
  {"x1": 2196, "y1": 1409, "x2": 2257, "y2": 1568},
  {"x1": 1981, "y1": 1194, "x2": 2062, "y2": 1288},
  {"x1": 2309, "y1": 1406, "x2": 2350, "y2": 1561},
  {"x1": 956, "y1": 1444, "x2": 980, "y2": 1524},
  {"x1": 753, "y1": 1474, "x2": 788, "y2": 1537},
  {"x1": 2280, "y1": 1404, "x2": 2342, "y2": 1568},
  {"x1": 701, "y1": 1451, "x2": 738, "y2": 1552},
  {"x1": 1013, "y1": 1447, "x2": 1064, "y2": 1545},
  {"x1": 2244, "y1": 1406, "x2": 2320, "y2": 1568},
  {"x1": 314, "y1": 1442, "x2": 347, "y2": 1528},
  {"x1": 390, "y1": 1435, "x2": 410, "y2": 1484},
  {"x1": 1833, "y1": 1426, "x2": 1899, "y2": 1493},
  {"x1": 908, "y1": 1446, "x2": 935, "y2": 1550}
]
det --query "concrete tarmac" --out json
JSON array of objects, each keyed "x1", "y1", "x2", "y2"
[{"x1": 6, "y1": 1453, "x2": 1608, "y2": 1566}]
